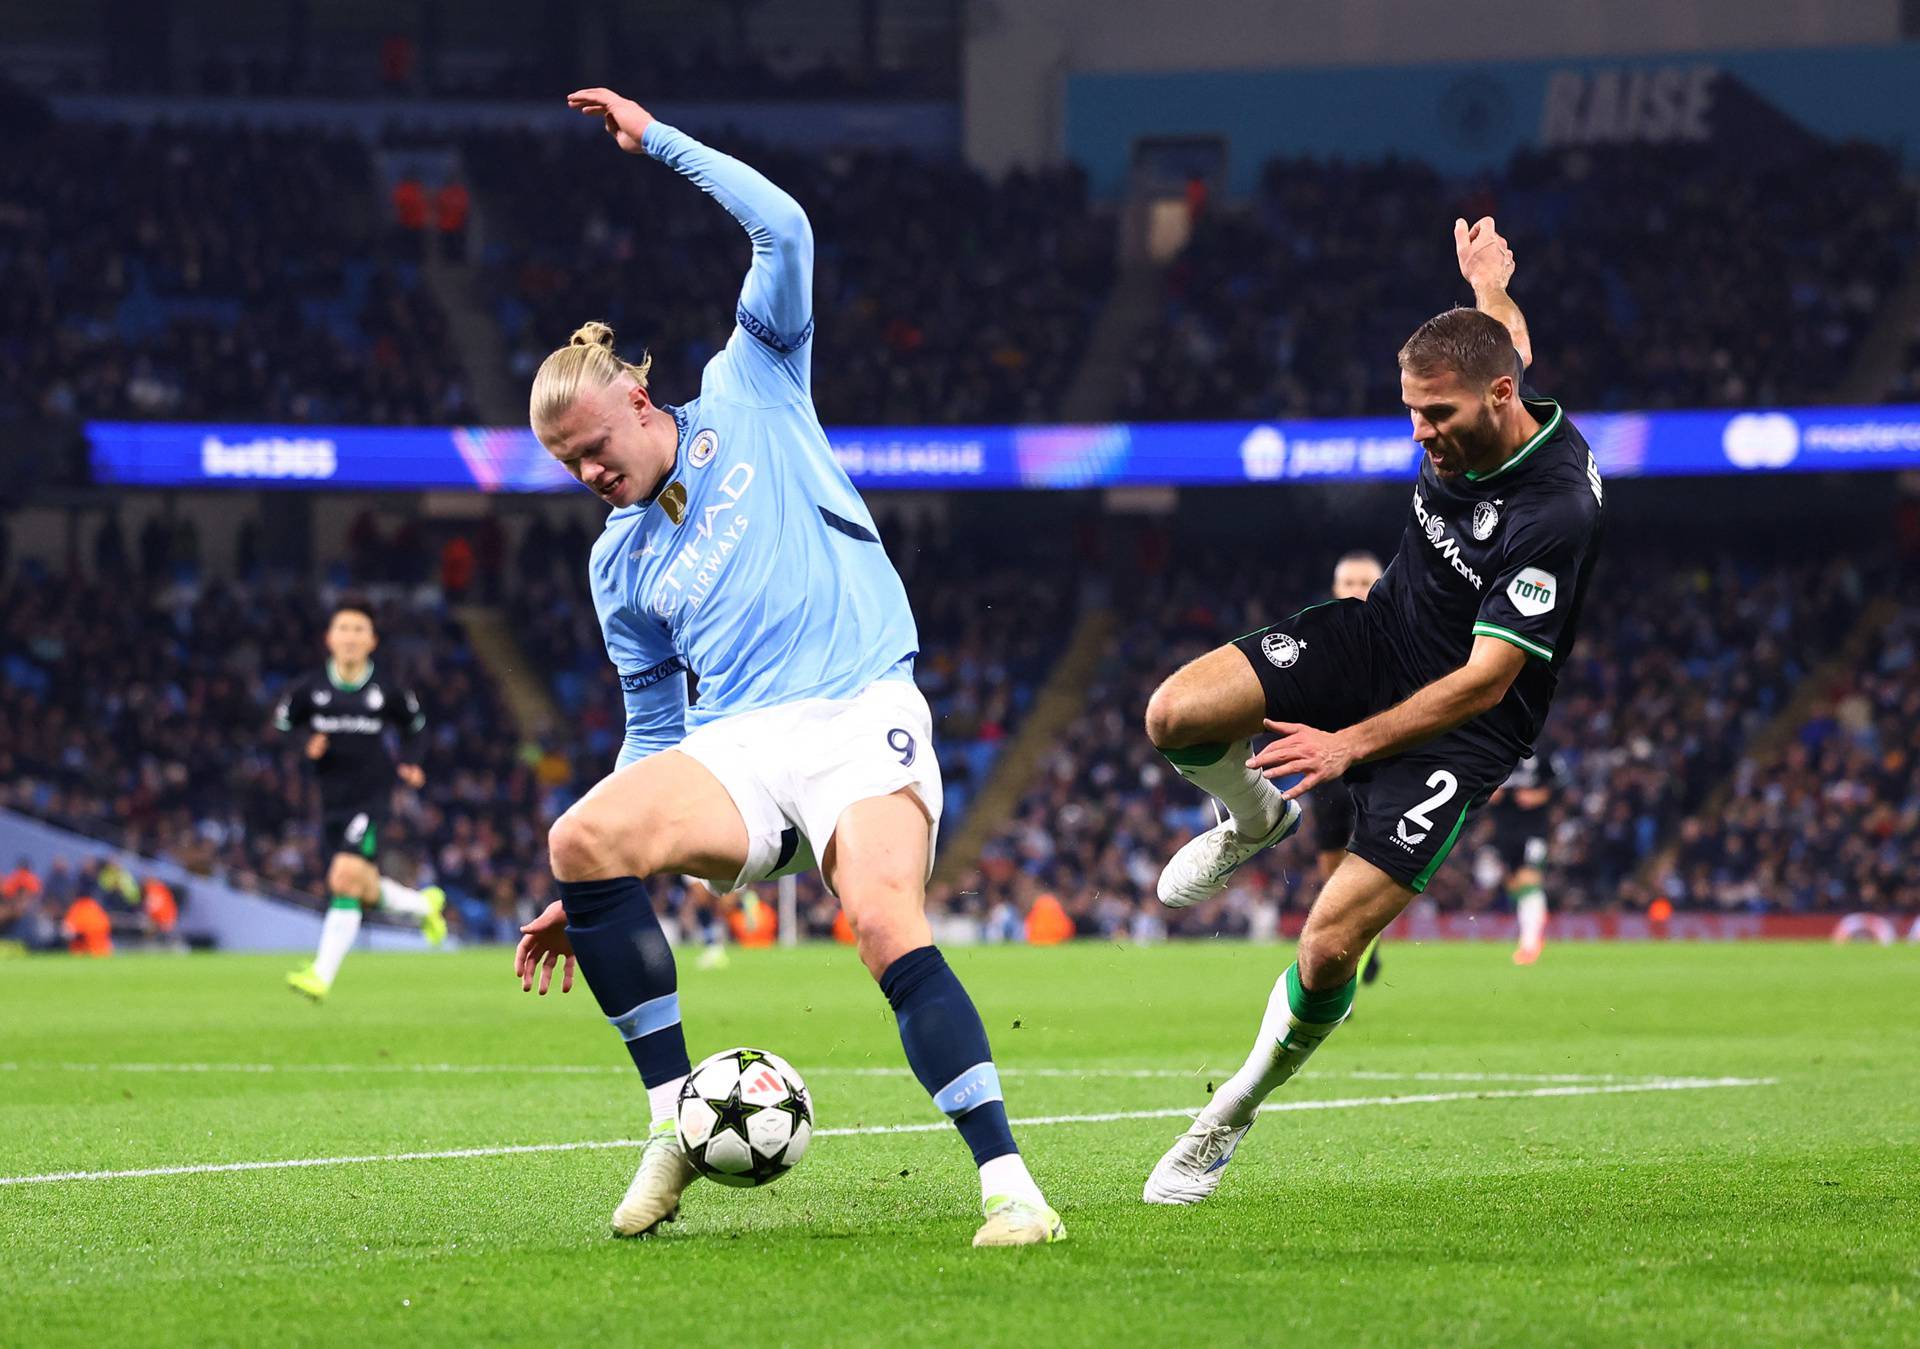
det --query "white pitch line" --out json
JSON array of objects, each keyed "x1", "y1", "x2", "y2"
[
  {"x1": 0, "y1": 1076, "x2": 1773, "y2": 1188},
  {"x1": 0, "y1": 1062, "x2": 1644, "y2": 1085}
]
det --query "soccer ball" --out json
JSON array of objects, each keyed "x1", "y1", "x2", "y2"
[{"x1": 676, "y1": 1047, "x2": 813, "y2": 1187}]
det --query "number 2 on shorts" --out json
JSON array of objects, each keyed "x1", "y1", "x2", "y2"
[{"x1": 1396, "y1": 770, "x2": 1458, "y2": 846}]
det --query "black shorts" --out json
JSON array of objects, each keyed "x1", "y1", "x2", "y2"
[
  {"x1": 1233, "y1": 599, "x2": 1516, "y2": 893},
  {"x1": 1489, "y1": 806, "x2": 1551, "y2": 872},
  {"x1": 321, "y1": 801, "x2": 388, "y2": 862},
  {"x1": 1307, "y1": 780, "x2": 1356, "y2": 854}
]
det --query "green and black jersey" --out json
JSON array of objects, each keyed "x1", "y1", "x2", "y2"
[
  {"x1": 273, "y1": 662, "x2": 426, "y2": 811},
  {"x1": 1369, "y1": 395, "x2": 1604, "y2": 761}
]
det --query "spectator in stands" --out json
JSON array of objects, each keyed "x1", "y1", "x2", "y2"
[{"x1": 62, "y1": 891, "x2": 112, "y2": 957}]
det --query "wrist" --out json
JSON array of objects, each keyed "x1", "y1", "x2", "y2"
[{"x1": 1336, "y1": 724, "x2": 1372, "y2": 762}]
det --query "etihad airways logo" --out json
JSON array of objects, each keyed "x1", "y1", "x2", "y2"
[{"x1": 1411, "y1": 491, "x2": 1484, "y2": 590}]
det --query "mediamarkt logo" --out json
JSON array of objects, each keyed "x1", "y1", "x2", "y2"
[
  {"x1": 201, "y1": 434, "x2": 339, "y2": 480},
  {"x1": 1411, "y1": 491, "x2": 1484, "y2": 589}
]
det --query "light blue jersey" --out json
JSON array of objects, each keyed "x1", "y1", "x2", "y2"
[{"x1": 587, "y1": 123, "x2": 919, "y2": 768}]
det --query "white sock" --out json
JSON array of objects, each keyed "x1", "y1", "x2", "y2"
[
  {"x1": 978, "y1": 1151, "x2": 1046, "y2": 1209},
  {"x1": 313, "y1": 902, "x2": 362, "y2": 986},
  {"x1": 648, "y1": 1076, "x2": 687, "y2": 1128},
  {"x1": 1516, "y1": 888, "x2": 1548, "y2": 949},
  {"x1": 378, "y1": 877, "x2": 430, "y2": 916},
  {"x1": 1205, "y1": 965, "x2": 1352, "y2": 1128},
  {"x1": 1166, "y1": 738, "x2": 1285, "y2": 837}
]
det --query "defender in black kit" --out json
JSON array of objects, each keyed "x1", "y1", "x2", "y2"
[{"x1": 1140, "y1": 218, "x2": 1606, "y2": 1207}]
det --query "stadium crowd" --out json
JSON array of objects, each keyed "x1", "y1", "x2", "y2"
[
  {"x1": 0, "y1": 512, "x2": 1085, "y2": 944},
  {"x1": 465, "y1": 125, "x2": 1113, "y2": 426},
  {"x1": 944, "y1": 543, "x2": 1886, "y2": 939},
  {"x1": 1126, "y1": 141, "x2": 1917, "y2": 420},
  {"x1": 0, "y1": 515, "x2": 1906, "y2": 948},
  {"x1": 6, "y1": 102, "x2": 1914, "y2": 433},
  {"x1": 1663, "y1": 600, "x2": 1920, "y2": 914},
  {"x1": 0, "y1": 565, "x2": 555, "y2": 938},
  {"x1": 0, "y1": 119, "x2": 473, "y2": 425}
]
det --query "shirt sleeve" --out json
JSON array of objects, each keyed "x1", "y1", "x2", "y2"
[
  {"x1": 642, "y1": 121, "x2": 813, "y2": 403},
  {"x1": 1473, "y1": 497, "x2": 1597, "y2": 664},
  {"x1": 390, "y1": 685, "x2": 428, "y2": 764},
  {"x1": 272, "y1": 681, "x2": 310, "y2": 734},
  {"x1": 595, "y1": 589, "x2": 689, "y2": 770}
]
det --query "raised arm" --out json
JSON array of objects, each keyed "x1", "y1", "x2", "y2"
[
  {"x1": 568, "y1": 87, "x2": 813, "y2": 352},
  {"x1": 1455, "y1": 216, "x2": 1532, "y2": 370}
]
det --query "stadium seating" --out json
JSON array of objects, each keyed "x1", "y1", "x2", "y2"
[
  {"x1": 957, "y1": 547, "x2": 1889, "y2": 934},
  {"x1": 1661, "y1": 601, "x2": 1920, "y2": 914},
  {"x1": 0, "y1": 121, "x2": 473, "y2": 424},
  {"x1": 1126, "y1": 141, "x2": 1917, "y2": 420},
  {"x1": 464, "y1": 127, "x2": 1114, "y2": 426}
]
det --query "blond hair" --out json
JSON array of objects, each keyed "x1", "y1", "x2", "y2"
[{"x1": 529, "y1": 321, "x2": 654, "y2": 439}]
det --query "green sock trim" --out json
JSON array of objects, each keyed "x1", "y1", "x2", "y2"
[
  {"x1": 329, "y1": 895, "x2": 362, "y2": 911},
  {"x1": 1285, "y1": 962, "x2": 1357, "y2": 1024},
  {"x1": 1161, "y1": 741, "x2": 1230, "y2": 769},
  {"x1": 1509, "y1": 885, "x2": 1546, "y2": 904}
]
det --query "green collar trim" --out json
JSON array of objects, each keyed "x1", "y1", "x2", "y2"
[
  {"x1": 1467, "y1": 397, "x2": 1563, "y2": 482},
  {"x1": 327, "y1": 659, "x2": 374, "y2": 692}
]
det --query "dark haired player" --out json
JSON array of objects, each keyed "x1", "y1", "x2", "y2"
[
  {"x1": 277, "y1": 602, "x2": 445, "y2": 1000},
  {"x1": 1143, "y1": 218, "x2": 1603, "y2": 1203}
]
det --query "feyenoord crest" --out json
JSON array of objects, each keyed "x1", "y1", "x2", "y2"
[
  {"x1": 659, "y1": 481, "x2": 689, "y2": 524},
  {"x1": 1472, "y1": 500, "x2": 1500, "y2": 540},
  {"x1": 365, "y1": 686, "x2": 384, "y2": 711},
  {"x1": 688, "y1": 428, "x2": 719, "y2": 469},
  {"x1": 1260, "y1": 631, "x2": 1304, "y2": 669}
]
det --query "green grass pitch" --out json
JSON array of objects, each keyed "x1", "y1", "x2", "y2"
[{"x1": 2, "y1": 941, "x2": 1916, "y2": 1346}]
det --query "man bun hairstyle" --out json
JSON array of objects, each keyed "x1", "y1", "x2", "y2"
[
  {"x1": 529, "y1": 321, "x2": 655, "y2": 440},
  {"x1": 1398, "y1": 307, "x2": 1521, "y2": 389}
]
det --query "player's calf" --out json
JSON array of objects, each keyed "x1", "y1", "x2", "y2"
[{"x1": 831, "y1": 792, "x2": 1060, "y2": 1244}]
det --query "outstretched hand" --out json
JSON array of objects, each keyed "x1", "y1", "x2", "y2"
[
  {"x1": 568, "y1": 88, "x2": 655, "y2": 154},
  {"x1": 1455, "y1": 215, "x2": 1515, "y2": 294},
  {"x1": 514, "y1": 899, "x2": 576, "y2": 995},
  {"x1": 1247, "y1": 720, "x2": 1357, "y2": 797}
]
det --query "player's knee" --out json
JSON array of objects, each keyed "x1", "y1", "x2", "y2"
[
  {"x1": 547, "y1": 808, "x2": 617, "y2": 882},
  {"x1": 1144, "y1": 680, "x2": 1198, "y2": 749},
  {"x1": 839, "y1": 886, "x2": 929, "y2": 979},
  {"x1": 1297, "y1": 926, "x2": 1368, "y2": 987},
  {"x1": 326, "y1": 857, "x2": 369, "y2": 899}
]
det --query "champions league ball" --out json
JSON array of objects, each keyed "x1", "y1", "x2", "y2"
[{"x1": 676, "y1": 1047, "x2": 813, "y2": 1187}]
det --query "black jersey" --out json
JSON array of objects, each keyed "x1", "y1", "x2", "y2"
[
  {"x1": 1369, "y1": 395, "x2": 1603, "y2": 760},
  {"x1": 1501, "y1": 750, "x2": 1562, "y2": 796},
  {"x1": 273, "y1": 663, "x2": 426, "y2": 808}
]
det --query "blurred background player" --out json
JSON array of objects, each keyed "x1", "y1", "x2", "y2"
[
  {"x1": 510, "y1": 88, "x2": 1062, "y2": 1248},
  {"x1": 276, "y1": 601, "x2": 446, "y2": 999},
  {"x1": 1485, "y1": 752, "x2": 1560, "y2": 964},
  {"x1": 1307, "y1": 550, "x2": 1387, "y2": 986}
]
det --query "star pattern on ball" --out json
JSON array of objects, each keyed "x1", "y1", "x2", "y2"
[
  {"x1": 772, "y1": 1086, "x2": 811, "y2": 1132},
  {"x1": 705, "y1": 1084, "x2": 764, "y2": 1143}
]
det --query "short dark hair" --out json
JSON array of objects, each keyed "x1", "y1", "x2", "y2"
[
  {"x1": 331, "y1": 596, "x2": 376, "y2": 631},
  {"x1": 1398, "y1": 307, "x2": 1520, "y2": 388}
]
